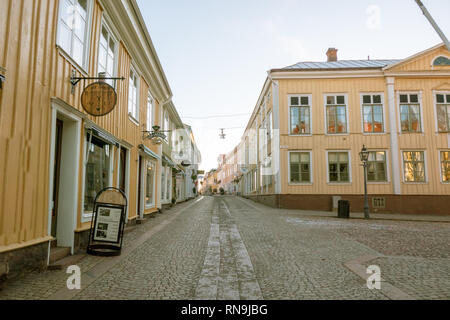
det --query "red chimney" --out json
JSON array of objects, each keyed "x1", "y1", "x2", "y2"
[{"x1": 326, "y1": 48, "x2": 338, "y2": 62}]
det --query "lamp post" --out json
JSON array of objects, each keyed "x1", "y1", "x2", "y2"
[{"x1": 359, "y1": 145, "x2": 370, "y2": 219}]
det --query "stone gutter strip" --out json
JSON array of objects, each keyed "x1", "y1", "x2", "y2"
[
  {"x1": 46, "y1": 197, "x2": 205, "y2": 300},
  {"x1": 344, "y1": 255, "x2": 416, "y2": 300}
]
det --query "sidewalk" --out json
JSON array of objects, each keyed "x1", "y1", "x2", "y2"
[
  {"x1": 284, "y1": 209, "x2": 450, "y2": 223},
  {"x1": 240, "y1": 197, "x2": 450, "y2": 223}
]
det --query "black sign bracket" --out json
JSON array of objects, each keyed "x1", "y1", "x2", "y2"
[{"x1": 70, "y1": 70, "x2": 125, "y2": 94}]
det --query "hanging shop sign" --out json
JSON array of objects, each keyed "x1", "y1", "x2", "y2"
[
  {"x1": 87, "y1": 187, "x2": 127, "y2": 256},
  {"x1": 81, "y1": 81, "x2": 118, "y2": 116},
  {"x1": 70, "y1": 70, "x2": 125, "y2": 117}
]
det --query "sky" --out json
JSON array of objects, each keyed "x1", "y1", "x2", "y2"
[{"x1": 136, "y1": 0, "x2": 450, "y2": 172}]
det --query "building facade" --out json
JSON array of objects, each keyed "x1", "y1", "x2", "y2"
[
  {"x1": 231, "y1": 44, "x2": 450, "y2": 215},
  {"x1": 0, "y1": 0, "x2": 200, "y2": 280}
]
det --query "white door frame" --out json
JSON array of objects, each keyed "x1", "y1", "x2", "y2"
[{"x1": 47, "y1": 103, "x2": 81, "y2": 255}]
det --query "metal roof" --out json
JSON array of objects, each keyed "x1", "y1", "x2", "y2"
[{"x1": 280, "y1": 59, "x2": 402, "y2": 71}]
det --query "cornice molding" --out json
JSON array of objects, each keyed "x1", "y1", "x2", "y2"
[{"x1": 99, "y1": 0, "x2": 171, "y2": 101}]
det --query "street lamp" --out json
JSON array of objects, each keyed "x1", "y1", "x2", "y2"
[{"x1": 359, "y1": 145, "x2": 370, "y2": 219}]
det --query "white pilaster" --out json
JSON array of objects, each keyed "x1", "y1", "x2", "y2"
[
  {"x1": 271, "y1": 78, "x2": 281, "y2": 195},
  {"x1": 386, "y1": 77, "x2": 401, "y2": 195}
]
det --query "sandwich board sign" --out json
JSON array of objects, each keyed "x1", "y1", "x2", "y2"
[{"x1": 87, "y1": 187, "x2": 127, "y2": 256}]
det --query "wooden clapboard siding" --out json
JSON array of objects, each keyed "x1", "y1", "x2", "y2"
[
  {"x1": 0, "y1": 0, "x2": 59, "y2": 247},
  {"x1": 278, "y1": 77, "x2": 393, "y2": 196},
  {"x1": 0, "y1": 0, "x2": 166, "y2": 248}
]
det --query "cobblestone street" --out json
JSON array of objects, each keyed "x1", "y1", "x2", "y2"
[{"x1": 0, "y1": 196, "x2": 449, "y2": 300}]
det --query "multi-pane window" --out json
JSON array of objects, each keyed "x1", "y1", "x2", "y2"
[
  {"x1": 403, "y1": 151, "x2": 426, "y2": 182},
  {"x1": 84, "y1": 135, "x2": 111, "y2": 212},
  {"x1": 326, "y1": 95, "x2": 347, "y2": 134},
  {"x1": 98, "y1": 24, "x2": 116, "y2": 86},
  {"x1": 290, "y1": 96, "x2": 311, "y2": 134},
  {"x1": 166, "y1": 167, "x2": 171, "y2": 201},
  {"x1": 440, "y1": 151, "x2": 450, "y2": 183},
  {"x1": 147, "y1": 92, "x2": 154, "y2": 131},
  {"x1": 161, "y1": 166, "x2": 165, "y2": 200},
  {"x1": 400, "y1": 94, "x2": 421, "y2": 132},
  {"x1": 145, "y1": 161, "x2": 155, "y2": 206},
  {"x1": 289, "y1": 152, "x2": 311, "y2": 183},
  {"x1": 328, "y1": 152, "x2": 350, "y2": 182},
  {"x1": 57, "y1": 0, "x2": 90, "y2": 67},
  {"x1": 436, "y1": 93, "x2": 450, "y2": 132},
  {"x1": 128, "y1": 68, "x2": 139, "y2": 120},
  {"x1": 362, "y1": 94, "x2": 384, "y2": 133},
  {"x1": 267, "y1": 111, "x2": 273, "y2": 156},
  {"x1": 367, "y1": 151, "x2": 387, "y2": 182}
]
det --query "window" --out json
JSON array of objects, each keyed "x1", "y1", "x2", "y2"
[
  {"x1": 145, "y1": 161, "x2": 155, "y2": 206},
  {"x1": 290, "y1": 95, "x2": 311, "y2": 134},
  {"x1": 362, "y1": 94, "x2": 384, "y2": 133},
  {"x1": 403, "y1": 151, "x2": 426, "y2": 182},
  {"x1": 166, "y1": 167, "x2": 171, "y2": 201},
  {"x1": 433, "y1": 56, "x2": 450, "y2": 66},
  {"x1": 367, "y1": 151, "x2": 387, "y2": 182},
  {"x1": 440, "y1": 151, "x2": 450, "y2": 183},
  {"x1": 164, "y1": 110, "x2": 170, "y2": 141},
  {"x1": 128, "y1": 67, "x2": 139, "y2": 121},
  {"x1": 436, "y1": 93, "x2": 450, "y2": 132},
  {"x1": 289, "y1": 152, "x2": 311, "y2": 183},
  {"x1": 328, "y1": 152, "x2": 350, "y2": 182},
  {"x1": 400, "y1": 94, "x2": 421, "y2": 132},
  {"x1": 57, "y1": 0, "x2": 90, "y2": 67},
  {"x1": 147, "y1": 92, "x2": 154, "y2": 131},
  {"x1": 98, "y1": 23, "x2": 116, "y2": 86},
  {"x1": 161, "y1": 166, "x2": 166, "y2": 200},
  {"x1": 326, "y1": 95, "x2": 347, "y2": 134},
  {"x1": 84, "y1": 135, "x2": 111, "y2": 212},
  {"x1": 267, "y1": 111, "x2": 273, "y2": 155}
]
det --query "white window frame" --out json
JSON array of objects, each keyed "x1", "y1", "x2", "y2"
[
  {"x1": 360, "y1": 93, "x2": 386, "y2": 134},
  {"x1": 288, "y1": 94, "x2": 312, "y2": 136},
  {"x1": 145, "y1": 159, "x2": 156, "y2": 208},
  {"x1": 147, "y1": 91, "x2": 154, "y2": 131},
  {"x1": 81, "y1": 133, "x2": 115, "y2": 221},
  {"x1": 116, "y1": 145, "x2": 130, "y2": 221},
  {"x1": 401, "y1": 150, "x2": 428, "y2": 184},
  {"x1": 326, "y1": 150, "x2": 352, "y2": 184},
  {"x1": 97, "y1": 20, "x2": 118, "y2": 84},
  {"x1": 288, "y1": 150, "x2": 313, "y2": 185},
  {"x1": 56, "y1": 0, "x2": 93, "y2": 71},
  {"x1": 365, "y1": 150, "x2": 390, "y2": 184},
  {"x1": 438, "y1": 150, "x2": 450, "y2": 184},
  {"x1": 397, "y1": 91, "x2": 423, "y2": 134},
  {"x1": 433, "y1": 91, "x2": 450, "y2": 133},
  {"x1": 128, "y1": 65, "x2": 140, "y2": 123},
  {"x1": 324, "y1": 94, "x2": 349, "y2": 135}
]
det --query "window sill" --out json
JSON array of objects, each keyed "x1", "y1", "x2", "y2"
[
  {"x1": 289, "y1": 134, "x2": 312, "y2": 137},
  {"x1": 288, "y1": 182, "x2": 313, "y2": 186},
  {"x1": 325, "y1": 133, "x2": 350, "y2": 136},
  {"x1": 367, "y1": 181, "x2": 390, "y2": 185},
  {"x1": 128, "y1": 114, "x2": 140, "y2": 126},
  {"x1": 327, "y1": 182, "x2": 352, "y2": 185},
  {"x1": 362, "y1": 132, "x2": 386, "y2": 135},
  {"x1": 56, "y1": 45, "x2": 89, "y2": 77},
  {"x1": 402, "y1": 182, "x2": 428, "y2": 185}
]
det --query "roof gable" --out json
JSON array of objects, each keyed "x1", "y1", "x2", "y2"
[{"x1": 384, "y1": 43, "x2": 450, "y2": 72}]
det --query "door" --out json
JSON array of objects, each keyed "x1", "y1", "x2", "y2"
[
  {"x1": 119, "y1": 147, "x2": 127, "y2": 193},
  {"x1": 137, "y1": 155, "x2": 143, "y2": 218},
  {"x1": 51, "y1": 119, "x2": 63, "y2": 239}
]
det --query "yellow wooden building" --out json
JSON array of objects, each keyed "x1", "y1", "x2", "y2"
[
  {"x1": 0, "y1": 0, "x2": 197, "y2": 279},
  {"x1": 237, "y1": 44, "x2": 450, "y2": 215}
]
